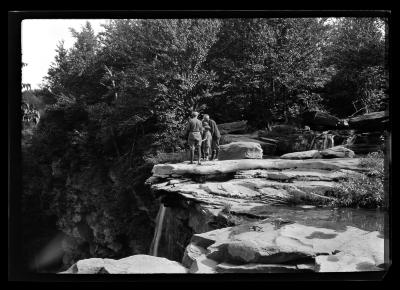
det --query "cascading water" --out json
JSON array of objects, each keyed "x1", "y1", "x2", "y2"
[
  {"x1": 323, "y1": 133, "x2": 335, "y2": 149},
  {"x1": 310, "y1": 132, "x2": 335, "y2": 150},
  {"x1": 149, "y1": 203, "x2": 166, "y2": 257}
]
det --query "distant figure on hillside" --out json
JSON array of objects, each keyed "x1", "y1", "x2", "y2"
[
  {"x1": 185, "y1": 111, "x2": 203, "y2": 165},
  {"x1": 202, "y1": 114, "x2": 221, "y2": 160},
  {"x1": 201, "y1": 121, "x2": 212, "y2": 161}
]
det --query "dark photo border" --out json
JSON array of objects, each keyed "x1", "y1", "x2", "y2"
[{"x1": 9, "y1": 9, "x2": 393, "y2": 283}]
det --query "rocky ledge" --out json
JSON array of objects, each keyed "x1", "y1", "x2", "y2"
[
  {"x1": 147, "y1": 158, "x2": 366, "y2": 211},
  {"x1": 144, "y1": 157, "x2": 385, "y2": 270}
]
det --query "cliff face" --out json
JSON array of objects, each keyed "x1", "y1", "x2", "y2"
[{"x1": 145, "y1": 158, "x2": 385, "y2": 273}]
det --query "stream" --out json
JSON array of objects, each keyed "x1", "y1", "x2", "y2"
[{"x1": 246, "y1": 205, "x2": 386, "y2": 236}]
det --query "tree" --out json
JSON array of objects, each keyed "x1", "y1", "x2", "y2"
[
  {"x1": 322, "y1": 17, "x2": 387, "y2": 117},
  {"x1": 205, "y1": 18, "x2": 333, "y2": 127}
]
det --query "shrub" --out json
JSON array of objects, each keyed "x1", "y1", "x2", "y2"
[{"x1": 328, "y1": 151, "x2": 385, "y2": 208}]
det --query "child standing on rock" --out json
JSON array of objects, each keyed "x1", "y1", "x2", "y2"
[{"x1": 201, "y1": 121, "x2": 212, "y2": 161}]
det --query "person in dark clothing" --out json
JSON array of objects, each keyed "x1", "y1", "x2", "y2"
[
  {"x1": 185, "y1": 111, "x2": 203, "y2": 165},
  {"x1": 202, "y1": 114, "x2": 221, "y2": 160}
]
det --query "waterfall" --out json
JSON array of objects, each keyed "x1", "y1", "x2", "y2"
[
  {"x1": 329, "y1": 134, "x2": 335, "y2": 148},
  {"x1": 322, "y1": 132, "x2": 335, "y2": 150},
  {"x1": 149, "y1": 204, "x2": 166, "y2": 257}
]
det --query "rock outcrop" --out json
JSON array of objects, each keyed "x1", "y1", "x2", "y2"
[
  {"x1": 60, "y1": 254, "x2": 188, "y2": 274},
  {"x1": 183, "y1": 219, "x2": 384, "y2": 273},
  {"x1": 218, "y1": 142, "x2": 263, "y2": 160},
  {"x1": 145, "y1": 158, "x2": 377, "y2": 266}
]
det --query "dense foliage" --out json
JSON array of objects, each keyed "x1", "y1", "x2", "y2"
[{"x1": 21, "y1": 18, "x2": 388, "y2": 271}]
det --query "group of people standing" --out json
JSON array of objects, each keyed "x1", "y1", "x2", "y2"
[{"x1": 185, "y1": 111, "x2": 221, "y2": 165}]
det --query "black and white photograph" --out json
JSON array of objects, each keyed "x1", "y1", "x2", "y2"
[{"x1": 9, "y1": 10, "x2": 391, "y2": 281}]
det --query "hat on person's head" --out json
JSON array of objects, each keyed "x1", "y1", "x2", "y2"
[{"x1": 191, "y1": 111, "x2": 199, "y2": 118}]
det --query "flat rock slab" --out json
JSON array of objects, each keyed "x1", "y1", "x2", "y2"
[
  {"x1": 185, "y1": 219, "x2": 384, "y2": 273},
  {"x1": 60, "y1": 255, "x2": 188, "y2": 274},
  {"x1": 151, "y1": 158, "x2": 364, "y2": 178}
]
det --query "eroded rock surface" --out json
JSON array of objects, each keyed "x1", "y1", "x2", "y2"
[
  {"x1": 183, "y1": 220, "x2": 384, "y2": 273},
  {"x1": 146, "y1": 158, "x2": 384, "y2": 273}
]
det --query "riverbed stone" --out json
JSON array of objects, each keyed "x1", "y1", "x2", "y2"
[
  {"x1": 60, "y1": 255, "x2": 189, "y2": 274},
  {"x1": 218, "y1": 142, "x2": 263, "y2": 161}
]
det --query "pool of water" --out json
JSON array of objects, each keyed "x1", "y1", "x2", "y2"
[{"x1": 246, "y1": 205, "x2": 387, "y2": 236}]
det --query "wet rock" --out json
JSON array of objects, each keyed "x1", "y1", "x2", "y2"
[
  {"x1": 60, "y1": 255, "x2": 188, "y2": 274},
  {"x1": 218, "y1": 142, "x2": 263, "y2": 161}
]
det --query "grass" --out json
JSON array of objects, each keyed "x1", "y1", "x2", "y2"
[{"x1": 326, "y1": 151, "x2": 385, "y2": 209}]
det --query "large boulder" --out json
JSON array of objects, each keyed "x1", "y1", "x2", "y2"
[
  {"x1": 320, "y1": 146, "x2": 355, "y2": 158},
  {"x1": 221, "y1": 134, "x2": 276, "y2": 155},
  {"x1": 60, "y1": 255, "x2": 188, "y2": 274},
  {"x1": 218, "y1": 142, "x2": 263, "y2": 161}
]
